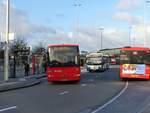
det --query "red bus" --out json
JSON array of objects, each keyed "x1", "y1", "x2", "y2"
[
  {"x1": 46, "y1": 44, "x2": 80, "y2": 82},
  {"x1": 120, "y1": 47, "x2": 150, "y2": 80},
  {"x1": 110, "y1": 55, "x2": 117, "y2": 65}
]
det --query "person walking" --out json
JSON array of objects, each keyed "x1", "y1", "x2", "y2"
[
  {"x1": 42, "y1": 60, "x2": 46, "y2": 73},
  {"x1": 10, "y1": 64, "x2": 14, "y2": 78},
  {"x1": 24, "y1": 61, "x2": 29, "y2": 76}
]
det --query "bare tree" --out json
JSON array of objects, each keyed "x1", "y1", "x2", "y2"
[
  {"x1": 10, "y1": 38, "x2": 29, "y2": 65},
  {"x1": 10, "y1": 38, "x2": 28, "y2": 50},
  {"x1": 32, "y1": 41, "x2": 46, "y2": 54}
]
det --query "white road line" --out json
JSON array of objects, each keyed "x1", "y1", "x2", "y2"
[
  {"x1": 89, "y1": 79, "x2": 94, "y2": 82},
  {"x1": 0, "y1": 106, "x2": 17, "y2": 112},
  {"x1": 136, "y1": 105, "x2": 148, "y2": 113},
  {"x1": 136, "y1": 100, "x2": 150, "y2": 113},
  {"x1": 81, "y1": 84, "x2": 87, "y2": 87},
  {"x1": 91, "y1": 81, "x2": 128, "y2": 113},
  {"x1": 0, "y1": 82, "x2": 18, "y2": 86},
  {"x1": 19, "y1": 78, "x2": 26, "y2": 82},
  {"x1": 59, "y1": 91, "x2": 69, "y2": 95}
]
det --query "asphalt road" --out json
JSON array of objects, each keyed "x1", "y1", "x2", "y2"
[
  {"x1": 92, "y1": 79, "x2": 150, "y2": 113},
  {"x1": 0, "y1": 67, "x2": 125, "y2": 113}
]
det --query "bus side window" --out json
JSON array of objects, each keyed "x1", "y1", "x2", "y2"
[{"x1": 143, "y1": 53, "x2": 150, "y2": 65}]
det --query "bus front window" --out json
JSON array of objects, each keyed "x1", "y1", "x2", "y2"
[
  {"x1": 48, "y1": 46, "x2": 79, "y2": 66},
  {"x1": 86, "y1": 57, "x2": 102, "y2": 65}
]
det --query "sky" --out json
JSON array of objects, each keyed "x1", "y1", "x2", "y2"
[{"x1": 0, "y1": 0, "x2": 150, "y2": 51}]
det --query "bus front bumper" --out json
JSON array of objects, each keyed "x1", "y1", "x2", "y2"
[{"x1": 47, "y1": 74, "x2": 80, "y2": 82}]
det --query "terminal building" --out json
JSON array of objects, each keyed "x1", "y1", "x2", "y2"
[
  {"x1": 98, "y1": 48, "x2": 121, "y2": 64},
  {"x1": 98, "y1": 48, "x2": 120, "y2": 56}
]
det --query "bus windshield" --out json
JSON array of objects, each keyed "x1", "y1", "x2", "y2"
[
  {"x1": 120, "y1": 50, "x2": 150, "y2": 64},
  {"x1": 48, "y1": 46, "x2": 80, "y2": 67},
  {"x1": 86, "y1": 57, "x2": 102, "y2": 65}
]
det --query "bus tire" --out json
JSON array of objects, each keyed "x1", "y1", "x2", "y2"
[
  {"x1": 89, "y1": 70, "x2": 92, "y2": 72},
  {"x1": 120, "y1": 78, "x2": 126, "y2": 81},
  {"x1": 75, "y1": 80, "x2": 80, "y2": 83}
]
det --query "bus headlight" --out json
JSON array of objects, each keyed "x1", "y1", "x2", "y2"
[
  {"x1": 76, "y1": 74, "x2": 80, "y2": 76},
  {"x1": 48, "y1": 74, "x2": 51, "y2": 77},
  {"x1": 47, "y1": 70, "x2": 53, "y2": 73}
]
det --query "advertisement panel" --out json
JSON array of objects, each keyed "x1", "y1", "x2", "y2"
[{"x1": 122, "y1": 64, "x2": 145, "y2": 74}]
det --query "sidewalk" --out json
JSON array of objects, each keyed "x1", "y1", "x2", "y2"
[
  {"x1": 0, "y1": 66, "x2": 89, "y2": 92},
  {"x1": 0, "y1": 67, "x2": 46, "y2": 92}
]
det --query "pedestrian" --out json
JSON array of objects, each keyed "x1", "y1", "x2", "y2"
[
  {"x1": 36, "y1": 62, "x2": 40, "y2": 74},
  {"x1": 10, "y1": 64, "x2": 14, "y2": 78},
  {"x1": 42, "y1": 60, "x2": 46, "y2": 73},
  {"x1": 24, "y1": 61, "x2": 29, "y2": 76}
]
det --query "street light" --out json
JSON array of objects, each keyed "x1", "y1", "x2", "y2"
[
  {"x1": 143, "y1": 0, "x2": 150, "y2": 47},
  {"x1": 74, "y1": 3, "x2": 82, "y2": 44},
  {"x1": 99, "y1": 28, "x2": 104, "y2": 50},
  {"x1": 4, "y1": 0, "x2": 10, "y2": 81},
  {"x1": 128, "y1": 26, "x2": 132, "y2": 46}
]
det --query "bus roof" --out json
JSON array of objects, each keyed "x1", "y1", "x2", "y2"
[
  {"x1": 48, "y1": 44, "x2": 79, "y2": 47},
  {"x1": 86, "y1": 52, "x2": 103, "y2": 58},
  {"x1": 121, "y1": 47, "x2": 150, "y2": 51}
]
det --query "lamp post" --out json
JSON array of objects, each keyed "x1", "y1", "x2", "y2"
[
  {"x1": 4, "y1": 0, "x2": 10, "y2": 81},
  {"x1": 129, "y1": 26, "x2": 132, "y2": 46},
  {"x1": 74, "y1": 3, "x2": 82, "y2": 44},
  {"x1": 99, "y1": 28, "x2": 104, "y2": 50},
  {"x1": 144, "y1": 0, "x2": 150, "y2": 47}
]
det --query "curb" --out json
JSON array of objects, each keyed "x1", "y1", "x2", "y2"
[
  {"x1": 0, "y1": 77, "x2": 41, "y2": 92},
  {"x1": 35, "y1": 74, "x2": 46, "y2": 79}
]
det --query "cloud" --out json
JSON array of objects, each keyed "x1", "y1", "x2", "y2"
[
  {"x1": 1, "y1": 1, "x2": 149, "y2": 51},
  {"x1": 113, "y1": 0, "x2": 150, "y2": 48},
  {"x1": 33, "y1": 25, "x2": 150, "y2": 51},
  {"x1": 29, "y1": 26, "x2": 128, "y2": 51},
  {"x1": 114, "y1": 0, "x2": 144, "y2": 25},
  {"x1": 46, "y1": 27, "x2": 138, "y2": 51},
  {"x1": 130, "y1": 25, "x2": 150, "y2": 47},
  {"x1": 114, "y1": 12, "x2": 143, "y2": 25},
  {"x1": 0, "y1": 1, "x2": 56, "y2": 42},
  {"x1": 75, "y1": 26, "x2": 150, "y2": 50},
  {"x1": 116, "y1": 0, "x2": 141, "y2": 10}
]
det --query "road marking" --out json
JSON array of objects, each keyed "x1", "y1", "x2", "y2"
[
  {"x1": 96, "y1": 76, "x2": 98, "y2": 78},
  {"x1": 136, "y1": 99, "x2": 150, "y2": 113},
  {"x1": 81, "y1": 84, "x2": 87, "y2": 87},
  {"x1": 0, "y1": 106, "x2": 17, "y2": 112},
  {"x1": 136, "y1": 105, "x2": 148, "y2": 113},
  {"x1": 89, "y1": 79, "x2": 94, "y2": 82},
  {"x1": 0, "y1": 82, "x2": 18, "y2": 86},
  {"x1": 19, "y1": 78, "x2": 26, "y2": 82},
  {"x1": 91, "y1": 81, "x2": 128, "y2": 113},
  {"x1": 59, "y1": 91, "x2": 69, "y2": 95}
]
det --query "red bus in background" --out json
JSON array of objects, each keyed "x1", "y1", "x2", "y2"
[
  {"x1": 110, "y1": 55, "x2": 117, "y2": 65},
  {"x1": 120, "y1": 47, "x2": 150, "y2": 80},
  {"x1": 46, "y1": 44, "x2": 80, "y2": 82}
]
